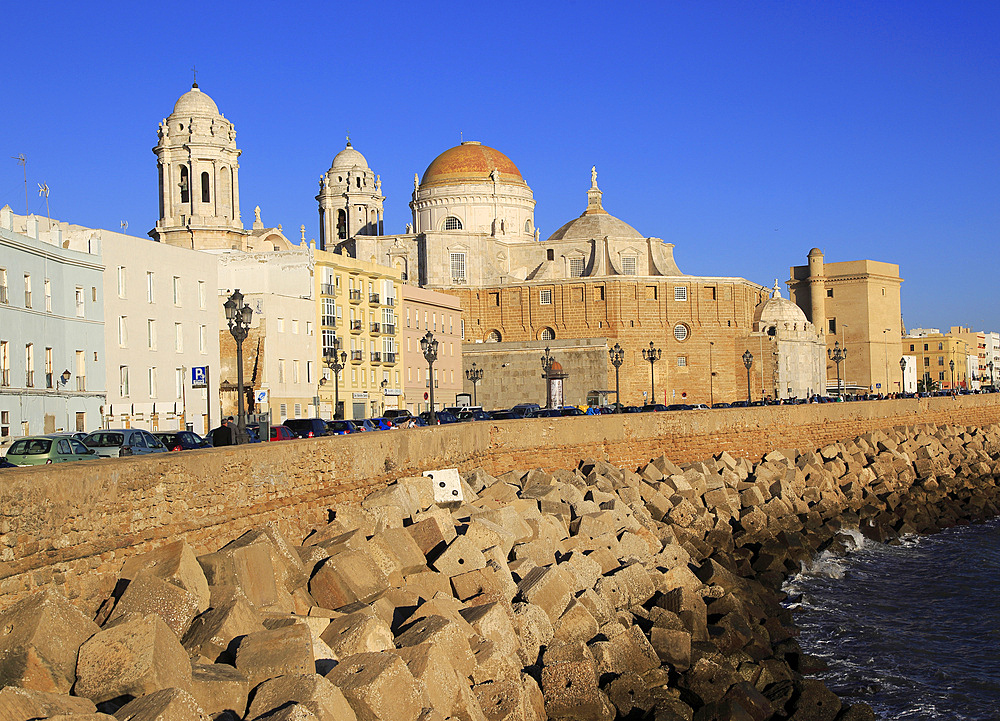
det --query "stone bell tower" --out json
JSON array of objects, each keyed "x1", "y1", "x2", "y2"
[
  {"x1": 317, "y1": 140, "x2": 384, "y2": 251},
  {"x1": 149, "y1": 83, "x2": 248, "y2": 250}
]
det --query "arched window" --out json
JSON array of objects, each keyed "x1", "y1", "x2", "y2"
[
  {"x1": 486, "y1": 330, "x2": 501, "y2": 342},
  {"x1": 673, "y1": 323, "x2": 689, "y2": 341},
  {"x1": 218, "y1": 167, "x2": 232, "y2": 217},
  {"x1": 539, "y1": 327, "x2": 555, "y2": 341},
  {"x1": 179, "y1": 166, "x2": 189, "y2": 204},
  {"x1": 525, "y1": 219, "x2": 532, "y2": 234},
  {"x1": 337, "y1": 210, "x2": 347, "y2": 240},
  {"x1": 201, "y1": 172, "x2": 211, "y2": 203},
  {"x1": 444, "y1": 216, "x2": 463, "y2": 230}
]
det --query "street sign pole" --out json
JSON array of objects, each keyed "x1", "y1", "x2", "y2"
[{"x1": 206, "y1": 365, "x2": 211, "y2": 433}]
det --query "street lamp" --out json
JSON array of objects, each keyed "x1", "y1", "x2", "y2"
[
  {"x1": 540, "y1": 346, "x2": 555, "y2": 408},
  {"x1": 742, "y1": 350, "x2": 753, "y2": 404},
  {"x1": 224, "y1": 289, "x2": 253, "y2": 443},
  {"x1": 989, "y1": 360, "x2": 995, "y2": 389},
  {"x1": 323, "y1": 336, "x2": 347, "y2": 419},
  {"x1": 380, "y1": 379, "x2": 388, "y2": 415},
  {"x1": 828, "y1": 341, "x2": 846, "y2": 399},
  {"x1": 950, "y1": 358, "x2": 955, "y2": 391},
  {"x1": 608, "y1": 343, "x2": 624, "y2": 412},
  {"x1": 899, "y1": 356, "x2": 907, "y2": 395},
  {"x1": 420, "y1": 331, "x2": 438, "y2": 424},
  {"x1": 465, "y1": 362, "x2": 483, "y2": 406},
  {"x1": 641, "y1": 341, "x2": 661, "y2": 404}
]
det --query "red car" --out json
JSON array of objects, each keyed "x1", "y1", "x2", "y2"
[{"x1": 269, "y1": 425, "x2": 296, "y2": 442}]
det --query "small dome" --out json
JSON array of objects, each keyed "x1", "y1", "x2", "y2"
[
  {"x1": 755, "y1": 285, "x2": 809, "y2": 326},
  {"x1": 331, "y1": 141, "x2": 369, "y2": 171},
  {"x1": 421, "y1": 141, "x2": 525, "y2": 188},
  {"x1": 547, "y1": 213, "x2": 643, "y2": 242},
  {"x1": 808, "y1": 247, "x2": 823, "y2": 257},
  {"x1": 172, "y1": 84, "x2": 220, "y2": 116}
]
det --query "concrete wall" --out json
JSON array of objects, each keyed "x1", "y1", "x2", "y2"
[{"x1": 2, "y1": 394, "x2": 999, "y2": 616}]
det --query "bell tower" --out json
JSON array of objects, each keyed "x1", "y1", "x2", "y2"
[
  {"x1": 317, "y1": 140, "x2": 384, "y2": 251},
  {"x1": 150, "y1": 83, "x2": 248, "y2": 250}
]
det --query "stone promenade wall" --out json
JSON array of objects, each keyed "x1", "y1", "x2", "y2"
[{"x1": 2, "y1": 394, "x2": 999, "y2": 615}]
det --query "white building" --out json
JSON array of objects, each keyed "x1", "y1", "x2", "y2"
[
  {"x1": 985, "y1": 332, "x2": 999, "y2": 388},
  {"x1": 0, "y1": 206, "x2": 106, "y2": 437}
]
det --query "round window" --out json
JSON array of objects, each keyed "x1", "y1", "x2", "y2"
[{"x1": 673, "y1": 324, "x2": 689, "y2": 342}]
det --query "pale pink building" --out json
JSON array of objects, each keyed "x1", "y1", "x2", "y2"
[{"x1": 400, "y1": 286, "x2": 463, "y2": 414}]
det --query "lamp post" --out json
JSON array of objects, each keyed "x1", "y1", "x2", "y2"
[
  {"x1": 828, "y1": 341, "x2": 846, "y2": 399},
  {"x1": 323, "y1": 336, "x2": 347, "y2": 419},
  {"x1": 380, "y1": 379, "x2": 388, "y2": 415},
  {"x1": 540, "y1": 346, "x2": 555, "y2": 408},
  {"x1": 899, "y1": 356, "x2": 907, "y2": 394},
  {"x1": 989, "y1": 360, "x2": 995, "y2": 389},
  {"x1": 742, "y1": 350, "x2": 753, "y2": 404},
  {"x1": 950, "y1": 358, "x2": 955, "y2": 391},
  {"x1": 608, "y1": 342, "x2": 624, "y2": 412},
  {"x1": 841, "y1": 323, "x2": 849, "y2": 395},
  {"x1": 224, "y1": 289, "x2": 253, "y2": 443},
  {"x1": 642, "y1": 341, "x2": 661, "y2": 404},
  {"x1": 465, "y1": 362, "x2": 484, "y2": 407},
  {"x1": 420, "y1": 331, "x2": 438, "y2": 424}
]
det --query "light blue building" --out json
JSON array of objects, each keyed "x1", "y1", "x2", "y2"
[{"x1": 0, "y1": 206, "x2": 106, "y2": 438}]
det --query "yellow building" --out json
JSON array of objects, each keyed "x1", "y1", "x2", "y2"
[
  {"x1": 788, "y1": 250, "x2": 903, "y2": 394},
  {"x1": 904, "y1": 329, "x2": 974, "y2": 391},
  {"x1": 313, "y1": 250, "x2": 401, "y2": 419}
]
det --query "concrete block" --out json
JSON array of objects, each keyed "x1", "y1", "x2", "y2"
[
  {"x1": 590, "y1": 626, "x2": 659, "y2": 677},
  {"x1": 464, "y1": 518, "x2": 516, "y2": 556},
  {"x1": 309, "y1": 550, "x2": 390, "y2": 609},
  {"x1": 431, "y1": 535, "x2": 487, "y2": 577},
  {"x1": 399, "y1": 570, "x2": 452, "y2": 601},
  {"x1": 189, "y1": 663, "x2": 249, "y2": 719},
  {"x1": 450, "y1": 561, "x2": 517, "y2": 603},
  {"x1": 650, "y1": 627, "x2": 692, "y2": 670},
  {"x1": 510, "y1": 603, "x2": 553, "y2": 667},
  {"x1": 540, "y1": 643, "x2": 613, "y2": 721},
  {"x1": 552, "y1": 598, "x2": 600, "y2": 644},
  {"x1": 368, "y1": 527, "x2": 428, "y2": 576},
  {"x1": 233, "y1": 624, "x2": 314, "y2": 687},
  {"x1": 0, "y1": 588, "x2": 99, "y2": 694},
  {"x1": 394, "y1": 614, "x2": 476, "y2": 678},
  {"x1": 392, "y1": 642, "x2": 463, "y2": 717},
  {"x1": 112, "y1": 688, "x2": 206, "y2": 721},
  {"x1": 472, "y1": 678, "x2": 526, "y2": 721},
  {"x1": 198, "y1": 542, "x2": 281, "y2": 611},
  {"x1": 363, "y1": 483, "x2": 417, "y2": 518},
  {"x1": 119, "y1": 539, "x2": 211, "y2": 613},
  {"x1": 471, "y1": 506, "x2": 533, "y2": 544},
  {"x1": 406, "y1": 513, "x2": 457, "y2": 557},
  {"x1": 319, "y1": 609, "x2": 394, "y2": 658},
  {"x1": 75, "y1": 614, "x2": 192, "y2": 704},
  {"x1": 106, "y1": 571, "x2": 202, "y2": 639},
  {"x1": 423, "y1": 468, "x2": 464, "y2": 505},
  {"x1": 246, "y1": 673, "x2": 357, "y2": 721},
  {"x1": 325, "y1": 652, "x2": 424, "y2": 721},
  {"x1": 249, "y1": 703, "x2": 319, "y2": 721},
  {"x1": 182, "y1": 587, "x2": 265, "y2": 663},
  {"x1": 559, "y1": 552, "x2": 603, "y2": 593},
  {"x1": 575, "y1": 588, "x2": 614, "y2": 626},
  {"x1": 0, "y1": 687, "x2": 96, "y2": 719},
  {"x1": 516, "y1": 565, "x2": 573, "y2": 623},
  {"x1": 459, "y1": 602, "x2": 519, "y2": 659}
]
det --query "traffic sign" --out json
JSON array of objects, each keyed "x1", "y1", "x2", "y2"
[
  {"x1": 876, "y1": 383, "x2": 881, "y2": 389},
  {"x1": 191, "y1": 366, "x2": 207, "y2": 388},
  {"x1": 254, "y1": 389, "x2": 268, "y2": 404}
]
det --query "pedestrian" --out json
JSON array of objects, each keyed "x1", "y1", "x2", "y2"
[{"x1": 211, "y1": 417, "x2": 237, "y2": 447}]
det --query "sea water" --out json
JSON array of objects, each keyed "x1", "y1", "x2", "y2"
[{"x1": 783, "y1": 518, "x2": 1000, "y2": 720}]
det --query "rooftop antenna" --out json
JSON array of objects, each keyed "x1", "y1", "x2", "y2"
[
  {"x1": 121, "y1": 220, "x2": 128, "y2": 234},
  {"x1": 12, "y1": 154, "x2": 27, "y2": 216},
  {"x1": 191, "y1": 64, "x2": 198, "y2": 88},
  {"x1": 37, "y1": 183, "x2": 50, "y2": 231}
]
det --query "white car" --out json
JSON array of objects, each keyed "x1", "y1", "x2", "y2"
[{"x1": 83, "y1": 429, "x2": 168, "y2": 458}]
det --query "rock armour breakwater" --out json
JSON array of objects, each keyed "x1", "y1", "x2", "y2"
[{"x1": 1, "y1": 422, "x2": 998, "y2": 720}]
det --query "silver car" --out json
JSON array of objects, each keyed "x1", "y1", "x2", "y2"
[{"x1": 83, "y1": 428, "x2": 168, "y2": 458}]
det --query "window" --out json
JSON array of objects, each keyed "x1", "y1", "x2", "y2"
[
  {"x1": 201, "y1": 172, "x2": 211, "y2": 203},
  {"x1": 75, "y1": 287, "x2": 85, "y2": 317},
  {"x1": 547, "y1": 249, "x2": 554, "y2": 261},
  {"x1": 539, "y1": 289, "x2": 552, "y2": 305},
  {"x1": 450, "y1": 252, "x2": 466, "y2": 282},
  {"x1": 306, "y1": 321, "x2": 314, "y2": 336},
  {"x1": 674, "y1": 286, "x2": 688, "y2": 301},
  {"x1": 179, "y1": 166, "x2": 190, "y2": 204},
  {"x1": 45, "y1": 348, "x2": 52, "y2": 387},
  {"x1": 172, "y1": 277, "x2": 181, "y2": 305},
  {"x1": 294, "y1": 403, "x2": 301, "y2": 417},
  {"x1": 293, "y1": 360, "x2": 300, "y2": 384},
  {"x1": 147, "y1": 319, "x2": 157, "y2": 349},
  {"x1": 540, "y1": 327, "x2": 555, "y2": 340},
  {"x1": 280, "y1": 403, "x2": 287, "y2": 418},
  {"x1": 118, "y1": 316, "x2": 128, "y2": 346},
  {"x1": 525, "y1": 219, "x2": 532, "y2": 233},
  {"x1": 323, "y1": 298, "x2": 336, "y2": 326},
  {"x1": 923, "y1": 344, "x2": 929, "y2": 351},
  {"x1": 646, "y1": 286, "x2": 658, "y2": 300},
  {"x1": 938, "y1": 342, "x2": 944, "y2": 350},
  {"x1": 174, "y1": 323, "x2": 183, "y2": 352},
  {"x1": 486, "y1": 330, "x2": 501, "y2": 342},
  {"x1": 0, "y1": 341, "x2": 7, "y2": 387},
  {"x1": 444, "y1": 216, "x2": 462, "y2": 230},
  {"x1": 705, "y1": 286, "x2": 717, "y2": 300},
  {"x1": 0, "y1": 268, "x2": 7, "y2": 304},
  {"x1": 198, "y1": 280, "x2": 206, "y2": 308},
  {"x1": 938, "y1": 357, "x2": 944, "y2": 366},
  {"x1": 673, "y1": 324, "x2": 689, "y2": 341},
  {"x1": 622, "y1": 257, "x2": 637, "y2": 275},
  {"x1": 595, "y1": 286, "x2": 605, "y2": 301},
  {"x1": 909, "y1": 344, "x2": 915, "y2": 352},
  {"x1": 147, "y1": 272, "x2": 155, "y2": 302},
  {"x1": 175, "y1": 368, "x2": 184, "y2": 399},
  {"x1": 199, "y1": 325, "x2": 206, "y2": 353},
  {"x1": 44, "y1": 280, "x2": 51, "y2": 312},
  {"x1": 569, "y1": 257, "x2": 585, "y2": 277},
  {"x1": 826, "y1": 289, "x2": 833, "y2": 298},
  {"x1": 148, "y1": 367, "x2": 157, "y2": 397},
  {"x1": 306, "y1": 361, "x2": 314, "y2": 384},
  {"x1": 923, "y1": 357, "x2": 930, "y2": 367},
  {"x1": 292, "y1": 319, "x2": 299, "y2": 334},
  {"x1": 120, "y1": 366, "x2": 129, "y2": 396},
  {"x1": 828, "y1": 318, "x2": 837, "y2": 334},
  {"x1": 938, "y1": 371, "x2": 945, "y2": 381},
  {"x1": 278, "y1": 359, "x2": 286, "y2": 383},
  {"x1": 677, "y1": 356, "x2": 688, "y2": 367},
  {"x1": 117, "y1": 267, "x2": 126, "y2": 298},
  {"x1": 24, "y1": 274, "x2": 31, "y2": 308},
  {"x1": 76, "y1": 350, "x2": 85, "y2": 389},
  {"x1": 25, "y1": 344, "x2": 33, "y2": 387},
  {"x1": 277, "y1": 318, "x2": 285, "y2": 332}
]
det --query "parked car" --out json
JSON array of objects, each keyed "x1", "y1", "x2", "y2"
[
  {"x1": 458, "y1": 408, "x2": 492, "y2": 422},
  {"x1": 711, "y1": 402, "x2": 732, "y2": 409},
  {"x1": 689, "y1": 403, "x2": 710, "y2": 410},
  {"x1": 508, "y1": 403, "x2": 541, "y2": 418},
  {"x1": 83, "y1": 429, "x2": 168, "y2": 457},
  {"x1": 641, "y1": 404, "x2": 669, "y2": 412},
  {"x1": 666, "y1": 404, "x2": 692, "y2": 411},
  {"x1": 418, "y1": 410, "x2": 460, "y2": 425},
  {"x1": 5, "y1": 435, "x2": 99, "y2": 465},
  {"x1": 283, "y1": 418, "x2": 331, "y2": 438},
  {"x1": 327, "y1": 420, "x2": 361, "y2": 435},
  {"x1": 47, "y1": 432, "x2": 91, "y2": 444},
  {"x1": 154, "y1": 431, "x2": 211, "y2": 451},
  {"x1": 268, "y1": 425, "x2": 296, "y2": 441},
  {"x1": 0, "y1": 457, "x2": 17, "y2": 468},
  {"x1": 529, "y1": 408, "x2": 562, "y2": 418},
  {"x1": 367, "y1": 417, "x2": 396, "y2": 430},
  {"x1": 559, "y1": 406, "x2": 586, "y2": 416},
  {"x1": 383, "y1": 409, "x2": 413, "y2": 422},
  {"x1": 488, "y1": 410, "x2": 517, "y2": 420}
]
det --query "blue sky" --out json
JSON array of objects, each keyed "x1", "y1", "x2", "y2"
[{"x1": 3, "y1": 1, "x2": 998, "y2": 331}]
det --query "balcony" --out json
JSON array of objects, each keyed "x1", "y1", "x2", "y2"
[
  {"x1": 350, "y1": 320, "x2": 362, "y2": 333},
  {"x1": 369, "y1": 293, "x2": 380, "y2": 305},
  {"x1": 26, "y1": 371, "x2": 34, "y2": 388},
  {"x1": 321, "y1": 283, "x2": 336, "y2": 296},
  {"x1": 322, "y1": 315, "x2": 336, "y2": 328},
  {"x1": 349, "y1": 289, "x2": 363, "y2": 303},
  {"x1": 370, "y1": 322, "x2": 381, "y2": 334},
  {"x1": 350, "y1": 350, "x2": 363, "y2": 362},
  {"x1": 384, "y1": 352, "x2": 397, "y2": 364},
  {"x1": 385, "y1": 297, "x2": 395, "y2": 307},
  {"x1": 77, "y1": 376, "x2": 86, "y2": 391},
  {"x1": 0, "y1": 285, "x2": 7, "y2": 304},
  {"x1": 370, "y1": 352, "x2": 382, "y2": 363},
  {"x1": 383, "y1": 323, "x2": 396, "y2": 335}
]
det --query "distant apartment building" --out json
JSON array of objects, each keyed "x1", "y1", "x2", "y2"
[
  {"x1": 984, "y1": 332, "x2": 999, "y2": 388},
  {"x1": 400, "y1": 285, "x2": 464, "y2": 414},
  {"x1": 902, "y1": 328, "x2": 974, "y2": 391},
  {"x1": 0, "y1": 207, "x2": 106, "y2": 437},
  {"x1": 950, "y1": 326, "x2": 986, "y2": 390}
]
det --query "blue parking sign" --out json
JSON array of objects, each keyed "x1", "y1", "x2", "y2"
[{"x1": 192, "y1": 366, "x2": 207, "y2": 388}]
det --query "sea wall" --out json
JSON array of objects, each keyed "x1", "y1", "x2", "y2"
[{"x1": 1, "y1": 394, "x2": 999, "y2": 615}]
